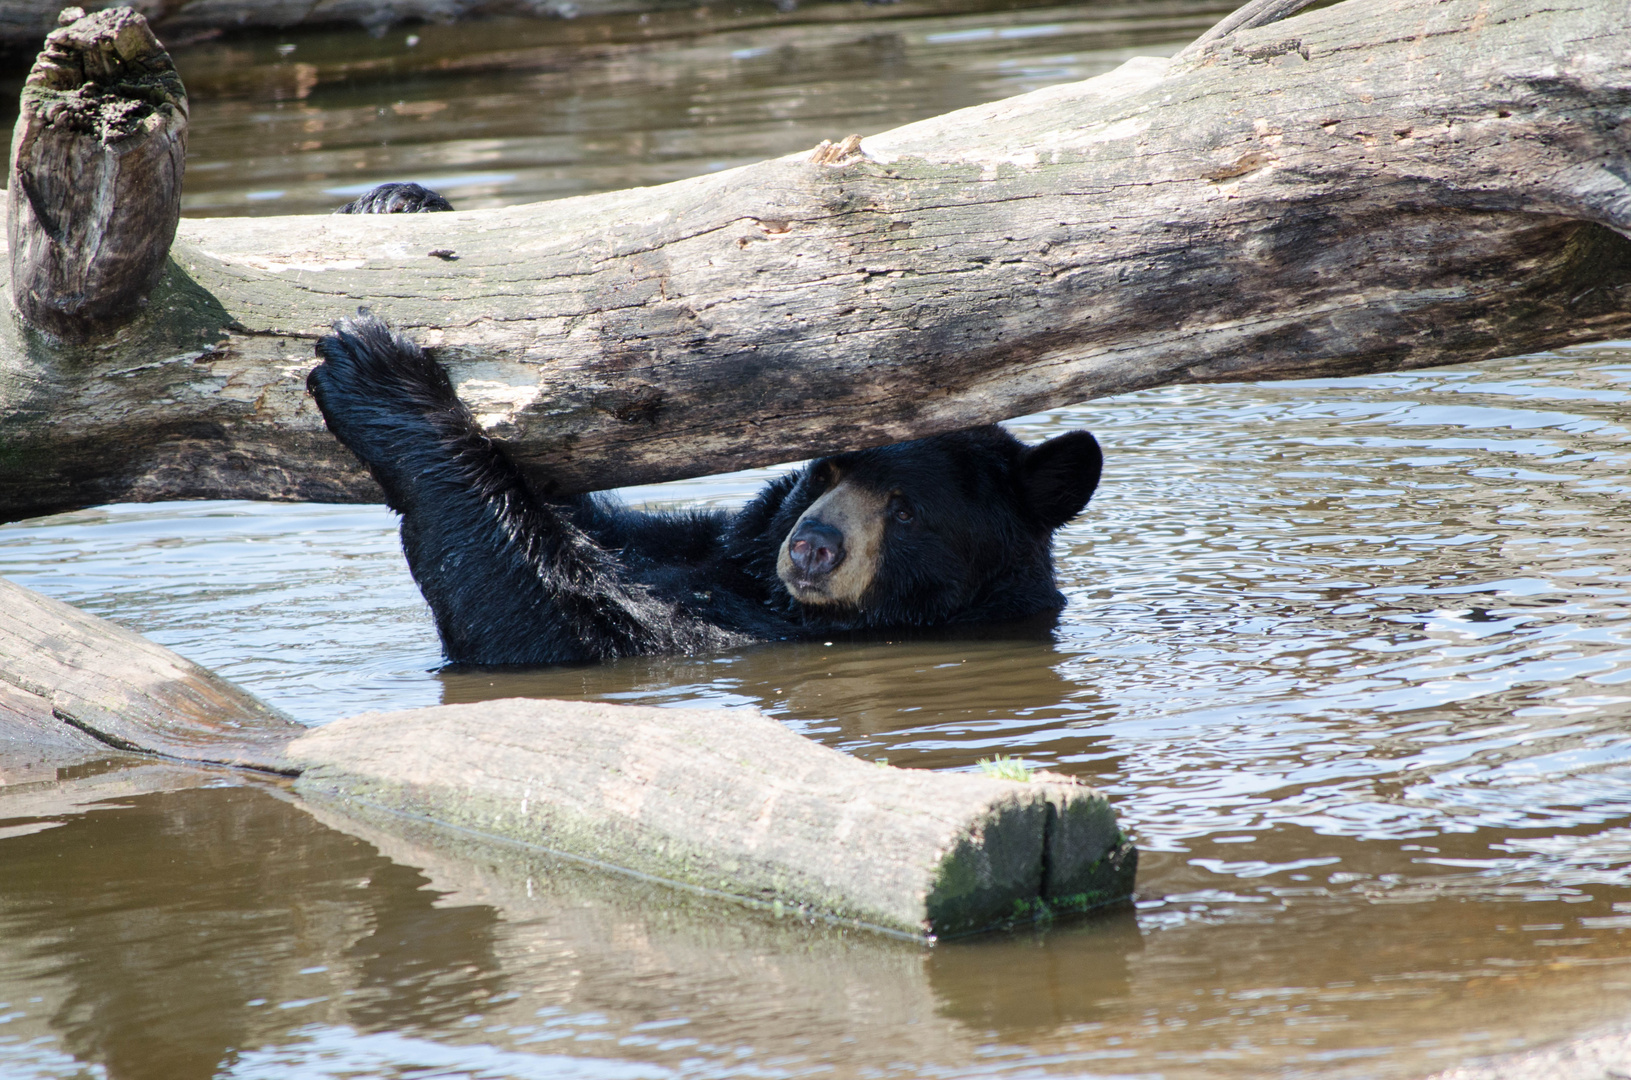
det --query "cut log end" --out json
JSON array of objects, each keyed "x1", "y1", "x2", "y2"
[
  {"x1": 288, "y1": 699, "x2": 1138, "y2": 939},
  {"x1": 6, "y1": 6, "x2": 188, "y2": 343}
]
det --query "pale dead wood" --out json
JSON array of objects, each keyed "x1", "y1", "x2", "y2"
[
  {"x1": 1, "y1": 0, "x2": 1628, "y2": 522},
  {"x1": 290, "y1": 697, "x2": 1135, "y2": 937},
  {"x1": 808, "y1": 133, "x2": 864, "y2": 165},
  {"x1": 0, "y1": 574, "x2": 306, "y2": 771},
  {"x1": 1176, "y1": 0, "x2": 1318, "y2": 56}
]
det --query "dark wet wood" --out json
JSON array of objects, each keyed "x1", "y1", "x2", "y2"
[
  {"x1": 1, "y1": 0, "x2": 1628, "y2": 522},
  {"x1": 0, "y1": 575, "x2": 306, "y2": 772},
  {"x1": 6, "y1": 7, "x2": 187, "y2": 342}
]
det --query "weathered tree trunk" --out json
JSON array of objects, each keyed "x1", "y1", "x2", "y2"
[
  {"x1": 2, "y1": 0, "x2": 1628, "y2": 522},
  {"x1": 0, "y1": 574, "x2": 306, "y2": 771},
  {"x1": 7, "y1": 6, "x2": 187, "y2": 342},
  {"x1": 0, "y1": 571, "x2": 1134, "y2": 939}
]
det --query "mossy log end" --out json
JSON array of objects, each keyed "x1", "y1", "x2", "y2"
[
  {"x1": 2, "y1": 0, "x2": 1629, "y2": 523},
  {"x1": 291, "y1": 699, "x2": 1136, "y2": 938}
]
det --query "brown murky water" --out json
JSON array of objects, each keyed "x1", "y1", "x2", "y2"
[{"x1": 4, "y1": 3, "x2": 1631, "y2": 1078}]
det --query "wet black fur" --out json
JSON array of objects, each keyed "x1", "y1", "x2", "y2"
[
  {"x1": 307, "y1": 315, "x2": 1104, "y2": 666},
  {"x1": 334, "y1": 182, "x2": 455, "y2": 214}
]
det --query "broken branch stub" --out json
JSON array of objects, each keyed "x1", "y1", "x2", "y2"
[
  {"x1": 6, "y1": 6, "x2": 188, "y2": 342},
  {"x1": 1177, "y1": 0, "x2": 1320, "y2": 58}
]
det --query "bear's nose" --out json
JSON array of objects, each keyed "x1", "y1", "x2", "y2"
[{"x1": 788, "y1": 520, "x2": 846, "y2": 579}]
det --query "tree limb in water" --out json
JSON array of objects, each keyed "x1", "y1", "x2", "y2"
[{"x1": 2, "y1": 0, "x2": 1629, "y2": 523}]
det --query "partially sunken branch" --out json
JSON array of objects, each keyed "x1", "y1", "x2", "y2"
[
  {"x1": 1, "y1": 0, "x2": 1628, "y2": 522},
  {"x1": 6, "y1": 6, "x2": 187, "y2": 342}
]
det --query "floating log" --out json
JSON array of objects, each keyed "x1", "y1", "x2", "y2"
[
  {"x1": 0, "y1": 573, "x2": 1135, "y2": 937},
  {"x1": 0, "y1": 575, "x2": 306, "y2": 771},
  {"x1": 3, "y1": 0, "x2": 1628, "y2": 521},
  {"x1": 6, "y1": 6, "x2": 188, "y2": 342},
  {"x1": 291, "y1": 698, "x2": 1135, "y2": 937}
]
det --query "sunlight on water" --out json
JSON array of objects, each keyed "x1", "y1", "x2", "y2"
[
  {"x1": 4, "y1": 347, "x2": 1631, "y2": 1079},
  {"x1": 3, "y1": 0, "x2": 1631, "y2": 1075}
]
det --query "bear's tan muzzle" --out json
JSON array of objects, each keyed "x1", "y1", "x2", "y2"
[{"x1": 776, "y1": 482, "x2": 888, "y2": 607}]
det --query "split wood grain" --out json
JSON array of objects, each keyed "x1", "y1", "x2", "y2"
[{"x1": 6, "y1": 7, "x2": 187, "y2": 341}]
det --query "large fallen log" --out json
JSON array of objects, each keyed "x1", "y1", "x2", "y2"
[
  {"x1": 292, "y1": 699, "x2": 1136, "y2": 937},
  {"x1": 3, "y1": 0, "x2": 1629, "y2": 523},
  {"x1": 0, "y1": 572, "x2": 1134, "y2": 938},
  {"x1": 0, "y1": 574, "x2": 307, "y2": 771}
]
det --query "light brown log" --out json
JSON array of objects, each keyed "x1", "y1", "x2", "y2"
[
  {"x1": 0, "y1": 574, "x2": 1136, "y2": 936},
  {"x1": 289, "y1": 697, "x2": 1136, "y2": 938},
  {"x1": 1, "y1": 0, "x2": 1628, "y2": 521},
  {"x1": 6, "y1": 7, "x2": 187, "y2": 342},
  {"x1": 0, "y1": 574, "x2": 306, "y2": 771}
]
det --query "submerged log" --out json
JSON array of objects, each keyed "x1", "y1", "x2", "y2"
[
  {"x1": 2, "y1": 0, "x2": 1630, "y2": 522},
  {"x1": 0, "y1": 574, "x2": 1135, "y2": 937},
  {"x1": 0, "y1": 575, "x2": 305, "y2": 771}
]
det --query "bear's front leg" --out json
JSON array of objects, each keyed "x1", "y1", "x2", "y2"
[{"x1": 307, "y1": 314, "x2": 712, "y2": 665}]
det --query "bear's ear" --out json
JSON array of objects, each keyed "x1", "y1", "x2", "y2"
[{"x1": 1018, "y1": 430, "x2": 1102, "y2": 531}]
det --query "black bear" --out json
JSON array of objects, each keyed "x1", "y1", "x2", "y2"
[
  {"x1": 333, "y1": 182, "x2": 454, "y2": 215},
  {"x1": 307, "y1": 316, "x2": 1104, "y2": 666}
]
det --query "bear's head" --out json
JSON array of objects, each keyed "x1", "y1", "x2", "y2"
[{"x1": 771, "y1": 425, "x2": 1102, "y2": 628}]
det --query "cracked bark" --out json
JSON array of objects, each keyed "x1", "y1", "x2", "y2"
[{"x1": 2, "y1": 0, "x2": 1629, "y2": 523}]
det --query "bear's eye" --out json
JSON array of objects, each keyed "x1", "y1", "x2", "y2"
[{"x1": 891, "y1": 497, "x2": 914, "y2": 524}]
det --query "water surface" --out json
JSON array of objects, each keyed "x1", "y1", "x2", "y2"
[
  {"x1": 5, "y1": 348, "x2": 1631, "y2": 1079},
  {"x1": 4, "y1": 3, "x2": 1631, "y2": 1078}
]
